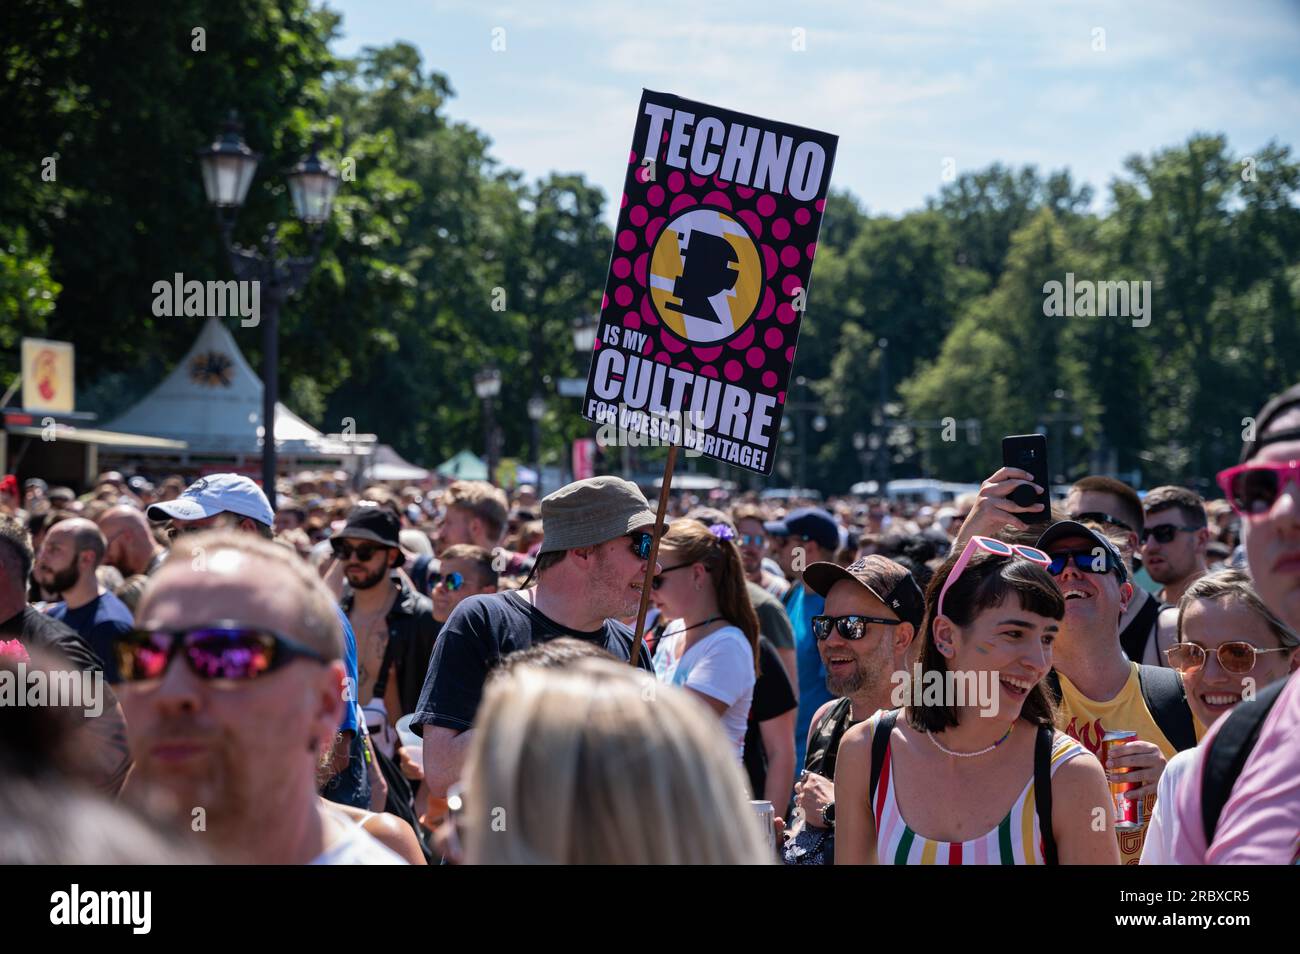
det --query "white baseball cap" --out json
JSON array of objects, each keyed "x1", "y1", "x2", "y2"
[{"x1": 147, "y1": 473, "x2": 275, "y2": 527}]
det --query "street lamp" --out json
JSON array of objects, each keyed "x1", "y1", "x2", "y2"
[
  {"x1": 572, "y1": 316, "x2": 598, "y2": 353},
  {"x1": 474, "y1": 366, "x2": 502, "y2": 483},
  {"x1": 527, "y1": 393, "x2": 546, "y2": 491},
  {"x1": 197, "y1": 111, "x2": 338, "y2": 509}
]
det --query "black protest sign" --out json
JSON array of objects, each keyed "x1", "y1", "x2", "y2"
[{"x1": 582, "y1": 89, "x2": 838, "y2": 475}]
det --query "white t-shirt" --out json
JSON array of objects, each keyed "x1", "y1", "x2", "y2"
[
  {"x1": 310, "y1": 810, "x2": 408, "y2": 865},
  {"x1": 653, "y1": 621, "x2": 755, "y2": 758},
  {"x1": 1138, "y1": 747, "x2": 1196, "y2": 865}
]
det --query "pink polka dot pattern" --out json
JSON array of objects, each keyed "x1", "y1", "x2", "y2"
[
  {"x1": 591, "y1": 107, "x2": 834, "y2": 475},
  {"x1": 728, "y1": 325, "x2": 755, "y2": 349}
]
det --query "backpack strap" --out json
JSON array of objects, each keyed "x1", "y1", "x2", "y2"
[
  {"x1": 1136, "y1": 664, "x2": 1197, "y2": 752},
  {"x1": 1119, "y1": 592, "x2": 1162, "y2": 663},
  {"x1": 817, "y1": 697, "x2": 856, "y2": 779},
  {"x1": 1034, "y1": 724, "x2": 1058, "y2": 865},
  {"x1": 868, "y1": 709, "x2": 900, "y2": 805},
  {"x1": 1200, "y1": 678, "x2": 1287, "y2": 844}
]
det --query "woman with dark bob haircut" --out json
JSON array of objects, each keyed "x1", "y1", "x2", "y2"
[{"x1": 834, "y1": 537, "x2": 1119, "y2": 864}]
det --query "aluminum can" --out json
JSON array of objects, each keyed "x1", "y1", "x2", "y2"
[{"x1": 1101, "y1": 729, "x2": 1142, "y2": 831}]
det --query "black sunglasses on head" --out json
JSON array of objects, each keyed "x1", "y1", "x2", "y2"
[
  {"x1": 116, "y1": 622, "x2": 328, "y2": 683},
  {"x1": 811, "y1": 614, "x2": 900, "y2": 641}
]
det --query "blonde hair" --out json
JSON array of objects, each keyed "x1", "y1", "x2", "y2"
[
  {"x1": 463, "y1": 659, "x2": 771, "y2": 865},
  {"x1": 444, "y1": 480, "x2": 509, "y2": 544}
]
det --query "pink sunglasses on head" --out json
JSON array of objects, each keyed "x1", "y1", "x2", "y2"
[{"x1": 935, "y1": 535, "x2": 1051, "y2": 620}]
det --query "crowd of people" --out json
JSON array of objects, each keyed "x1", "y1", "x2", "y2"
[{"x1": 0, "y1": 381, "x2": 1296, "y2": 865}]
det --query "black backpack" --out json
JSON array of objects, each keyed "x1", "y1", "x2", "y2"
[
  {"x1": 1046, "y1": 665, "x2": 1198, "y2": 753},
  {"x1": 867, "y1": 710, "x2": 1059, "y2": 865},
  {"x1": 1200, "y1": 677, "x2": 1288, "y2": 844}
]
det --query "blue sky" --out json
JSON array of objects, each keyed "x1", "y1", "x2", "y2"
[{"x1": 322, "y1": 0, "x2": 1300, "y2": 221}]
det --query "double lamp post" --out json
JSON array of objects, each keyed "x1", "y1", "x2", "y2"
[{"x1": 195, "y1": 112, "x2": 339, "y2": 509}]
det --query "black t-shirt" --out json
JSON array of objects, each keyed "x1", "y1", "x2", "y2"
[
  {"x1": 410, "y1": 590, "x2": 653, "y2": 734},
  {"x1": 742, "y1": 636, "x2": 798, "y2": 799},
  {"x1": 0, "y1": 606, "x2": 105, "y2": 674}
]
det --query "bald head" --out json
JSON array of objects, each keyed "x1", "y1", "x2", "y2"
[
  {"x1": 139, "y1": 530, "x2": 342, "y2": 659},
  {"x1": 99, "y1": 506, "x2": 162, "y2": 576}
]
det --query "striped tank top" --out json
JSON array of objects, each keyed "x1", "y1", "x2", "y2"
[{"x1": 870, "y1": 715, "x2": 1087, "y2": 865}]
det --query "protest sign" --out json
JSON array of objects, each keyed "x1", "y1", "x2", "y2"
[{"x1": 582, "y1": 90, "x2": 838, "y2": 475}]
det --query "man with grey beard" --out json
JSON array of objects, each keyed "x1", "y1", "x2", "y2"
[{"x1": 789, "y1": 556, "x2": 923, "y2": 845}]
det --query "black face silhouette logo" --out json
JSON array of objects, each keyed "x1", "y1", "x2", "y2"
[
  {"x1": 664, "y1": 231, "x2": 738, "y2": 327},
  {"x1": 648, "y1": 207, "x2": 763, "y2": 345}
]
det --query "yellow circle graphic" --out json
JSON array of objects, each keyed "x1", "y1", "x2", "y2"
[{"x1": 649, "y1": 207, "x2": 762, "y2": 344}]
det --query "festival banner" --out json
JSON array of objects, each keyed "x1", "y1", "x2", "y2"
[{"x1": 582, "y1": 90, "x2": 838, "y2": 475}]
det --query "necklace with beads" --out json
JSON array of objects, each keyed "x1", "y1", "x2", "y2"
[{"x1": 926, "y1": 721, "x2": 1015, "y2": 758}]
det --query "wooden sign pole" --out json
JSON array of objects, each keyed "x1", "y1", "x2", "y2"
[{"x1": 628, "y1": 443, "x2": 678, "y2": 666}]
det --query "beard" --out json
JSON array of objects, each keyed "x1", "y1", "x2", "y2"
[
  {"x1": 39, "y1": 561, "x2": 82, "y2": 595},
  {"x1": 590, "y1": 558, "x2": 639, "y2": 621},
  {"x1": 345, "y1": 562, "x2": 390, "y2": 590},
  {"x1": 825, "y1": 652, "x2": 887, "y2": 701}
]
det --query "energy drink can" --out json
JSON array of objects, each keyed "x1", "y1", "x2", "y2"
[{"x1": 1101, "y1": 729, "x2": 1142, "y2": 831}]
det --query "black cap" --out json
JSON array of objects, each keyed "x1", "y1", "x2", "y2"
[
  {"x1": 332, "y1": 504, "x2": 405, "y2": 566},
  {"x1": 1035, "y1": 520, "x2": 1127, "y2": 582},
  {"x1": 803, "y1": 555, "x2": 925, "y2": 629},
  {"x1": 764, "y1": 507, "x2": 840, "y2": 552}
]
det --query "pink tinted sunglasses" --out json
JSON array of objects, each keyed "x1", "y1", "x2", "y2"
[
  {"x1": 935, "y1": 535, "x2": 1051, "y2": 620},
  {"x1": 1216, "y1": 459, "x2": 1300, "y2": 520}
]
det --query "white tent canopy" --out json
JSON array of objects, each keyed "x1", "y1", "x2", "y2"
[{"x1": 104, "y1": 317, "x2": 365, "y2": 458}]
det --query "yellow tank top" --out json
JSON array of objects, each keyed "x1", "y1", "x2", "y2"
[{"x1": 1056, "y1": 663, "x2": 1205, "y2": 864}]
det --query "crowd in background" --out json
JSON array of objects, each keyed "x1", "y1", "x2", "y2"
[{"x1": 0, "y1": 382, "x2": 1296, "y2": 865}]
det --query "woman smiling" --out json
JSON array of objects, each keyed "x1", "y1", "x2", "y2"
[{"x1": 834, "y1": 536, "x2": 1119, "y2": 865}]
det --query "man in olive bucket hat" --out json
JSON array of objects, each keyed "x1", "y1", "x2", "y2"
[{"x1": 412, "y1": 476, "x2": 660, "y2": 798}]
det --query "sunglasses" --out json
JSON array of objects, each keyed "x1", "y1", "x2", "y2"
[
  {"x1": 1071, "y1": 511, "x2": 1135, "y2": 534},
  {"x1": 1216, "y1": 459, "x2": 1300, "y2": 519},
  {"x1": 628, "y1": 530, "x2": 655, "y2": 561},
  {"x1": 651, "y1": 563, "x2": 692, "y2": 591},
  {"x1": 1165, "y1": 640, "x2": 1291, "y2": 675},
  {"x1": 1140, "y1": 524, "x2": 1204, "y2": 544},
  {"x1": 936, "y1": 535, "x2": 1050, "y2": 619},
  {"x1": 116, "y1": 623, "x2": 328, "y2": 683},
  {"x1": 739, "y1": 534, "x2": 766, "y2": 548},
  {"x1": 811, "y1": 614, "x2": 900, "y2": 641},
  {"x1": 1046, "y1": 549, "x2": 1122, "y2": 577},
  {"x1": 332, "y1": 541, "x2": 381, "y2": 562},
  {"x1": 431, "y1": 571, "x2": 466, "y2": 592}
]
